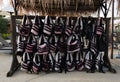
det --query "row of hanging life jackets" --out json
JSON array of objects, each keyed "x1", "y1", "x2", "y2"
[{"x1": 16, "y1": 15, "x2": 106, "y2": 74}]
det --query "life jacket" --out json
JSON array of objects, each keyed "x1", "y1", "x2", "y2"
[
  {"x1": 48, "y1": 53, "x2": 55, "y2": 71},
  {"x1": 25, "y1": 34, "x2": 37, "y2": 53},
  {"x1": 95, "y1": 52, "x2": 105, "y2": 73},
  {"x1": 48, "y1": 34, "x2": 57, "y2": 53},
  {"x1": 67, "y1": 34, "x2": 80, "y2": 53},
  {"x1": 66, "y1": 53, "x2": 75, "y2": 72},
  {"x1": 85, "y1": 51, "x2": 93, "y2": 71},
  {"x1": 55, "y1": 51, "x2": 62, "y2": 72},
  {"x1": 31, "y1": 15, "x2": 44, "y2": 36},
  {"x1": 57, "y1": 36, "x2": 67, "y2": 53},
  {"x1": 90, "y1": 35, "x2": 97, "y2": 55},
  {"x1": 85, "y1": 18, "x2": 94, "y2": 40},
  {"x1": 75, "y1": 52, "x2": 84, "y2": 71},
  {"x1": 16, "y1": 35, "x2": 25, "y2": 56},
  {"x1": 54, "y1": 16, "x2": 64, "y2": 35},
  {"x1": 21, "y1": 52, "x2": 32, "y2": 72},
  {"x1": 42, "y1": 53, "x2": 53, "y2": 72},
  {"x1": 19, "y1": 15, "x2": 32, "y2": 37},
  {"x1": 73, "y1": 17, "x2": 82, "y2": 37},
  {"x1": 32, "y1": 53, "x2": 41, "y2": 74},
  {"x1": 37, "y1": 34, "x2": 49, "y2": 55},
  {"x1": 65, "y1": 17, "x2": 73, "y2": 36},
  {"x1": 43, "y1": 15, "x2": 53, "y2": 36},
  {"x1": 42, "y1": 55, "x2": 48, "y2": 72},
  {"x1": 96, "y1": 18, "x2": 104, "y2": 35}
]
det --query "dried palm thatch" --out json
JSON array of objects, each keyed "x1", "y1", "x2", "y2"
[{"x1": 11, "y1": 0, "x2": 104, "y2": 16}]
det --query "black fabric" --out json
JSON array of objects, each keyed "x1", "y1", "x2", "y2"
[
  {"x1": 57, "y1": 36, "x2": 67, "y2": 53},
  {"x1": 97, "y1": 35, "x2": 107, "y2": 51}
]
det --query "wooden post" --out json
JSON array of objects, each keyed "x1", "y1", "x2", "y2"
[
  {"x1": 13, "y1": 0, "x2": 18, "y2": 15},
  {"x1": 111, "y1": 0, "x2": 114, "y2": 59}
]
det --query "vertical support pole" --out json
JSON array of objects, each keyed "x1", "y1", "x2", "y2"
[
  {"x1": 13, "y1": 0, "x2": 18, "y2": 15},
  {"x1": 7, "y1": 16, "x2": 20, "y2": 77},
  {"x1": 100, "y1": 0, "x2": 115, "y2": 73},
  {"x1": 10, "y1": 12, "x2": 13, "y2": 53},
  {"x1": 104, "y1": 0, "x2": 108, "y2": 58},
  {"x1": 111, "y1": 0, "x2": 114, "y2": 59},
  {"x1": 102, "y1": 0, "x2": 116, "y2": 73}
]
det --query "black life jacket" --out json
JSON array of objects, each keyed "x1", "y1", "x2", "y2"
[
  {"x1": 96, "y1": 18, "x2": 104, "y2": 35},
  {"x1": 55, "y1": 51, "x2": 62, "y2": 72},
  {"x1": 54, "y1": 16, "x2": 64, "y2": 35},
  {"x1": 67, "y1": 34, "x2": 80, "y2": 53},
  {"x1": 48, "y1": 34, "x2": 57, "y2": 53},
  {"x1": 31, "y1": 15, "x2": 44, "y2": 36},
  {"x1": 19, "y1": 15, "x2": 32, "y2": 37},
  {"x1": 16, "y1": 35, "x2": 25, "y2": 56},
  {"x1": 65, "y1": 17, "x2": 73, "y2": 36},
  {"x1": 32, "y1": 53, "x2": 41, "y2": 74},
  {"x1": 42, "y1": 53, "x2": 54, "y2": 72},
  {"x1": 43, "y1": 15, "x2": 53, "y2": 36},
  {"x1": 75, "y1": 51, "x2": 84, "y2": 71},
  {"x1": 95, "y1": 52, "x2": 105, "y2": 73},
  {"x1": 90, "y1": 35, "x2": 97, "y2": 55},
  {"x1": 85, "y1": 51, "x2": 93, "y2": 70},
  {"x1": 37, "y1": 34, "x2": 49, "y2": 55},
  {"x1": 25, "y1": 34, "x2": 37, "y2": 53},
  {"x1": 21, "y1": 52, "x2": 32, "y2": 72},
  {"x1": 66, "y1": 53, "x2": 75, "y2": 72}
]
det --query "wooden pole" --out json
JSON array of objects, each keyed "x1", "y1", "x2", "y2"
[
  {"x1": 111, "y1": 0, "x2": 114, "y2": 59},
  {"x1": 13, "y1": 0, "x2": 17, "y2": 15}
]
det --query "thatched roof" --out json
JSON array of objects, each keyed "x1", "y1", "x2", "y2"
[{"x1": 11, "y1": 0, "x2": 104, "y2": 16}]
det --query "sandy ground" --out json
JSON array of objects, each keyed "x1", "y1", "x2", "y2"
[{"x1": 0, "y1": 49, "x2": 120, "y2": 82}]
